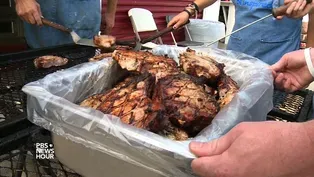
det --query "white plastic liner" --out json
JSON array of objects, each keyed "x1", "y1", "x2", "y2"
[{"x1": 22, "y1": 45, "x2": 273, "y2": 176}]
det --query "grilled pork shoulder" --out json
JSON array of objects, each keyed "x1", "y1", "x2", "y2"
[
  {"x1": 112, "y1": 50, "x2": 179, "y2": 78},
  {"x1": 34, "y1": 55, "x2": 68, "y2": 69},
  {"x1": 80, "y1": 48, "x2": 240, "y2": 141},
  {"x1": 179, "y1": 49, "x2": 224, "y2": 82},
  {"x1": 80, "y1": 74, "x2": 164, "y2": 132},
  {"x1": 152, "y1": 74, "x2": 219, "y2": 136},
  {"x1": 94, "y1": 35, "x2": 116, "y2": 48},
  {"x1": 88, "y1": 53, "x2": 112, "y2": 62},
  {"x1": 217, "y1": 75, "x2": 239, "y2": 108},
  {"x1": 159, "y1": 121, "x2": 189, "y2": 141}
]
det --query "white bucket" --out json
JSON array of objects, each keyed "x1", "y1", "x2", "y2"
[{"x1": 185, "y1": 19, "x2": 225, "y2": 48}]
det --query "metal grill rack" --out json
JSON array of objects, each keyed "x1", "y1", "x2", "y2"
[
  {"x1": 0, "y1": 45, "x2": 97, "y2": 137},
  {"x1": 267, "y1": 89, "x2": 313, "y2": 122},
  {"x1": 0, "y1": 128, "x2": 81, "y2": 177}
]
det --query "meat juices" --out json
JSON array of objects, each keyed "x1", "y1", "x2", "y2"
[
  {"x1": 33, "y1": 55, "x2": 68, "y2": 69},
  {"x1": 80, "y1": 48, "x2": 239, "y2": 140}
]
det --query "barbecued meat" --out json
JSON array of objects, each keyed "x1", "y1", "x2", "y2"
[
  {"x1": 112, "y1": 50, "x2": 179, "y2": 78},
  {"x1": 159, "y1": 121, "x2": 189, "y2": 141},
  {"x1": 115, "y1": 45, "x2": 133, "y2": 50},
  {"x1": 94, "y1": 35, "x2": 116, "y2": 48},
  {"x1": 217, "y1": 75, "x2": 239, "y2": 108},
  {"x1": 80, "y1": 73, "x2": 164, "y2": 132},
  {"x1": 179, "y1": 49, "x2": 224, "y2": 83},
  {"x1": 89, "y1": 53, "x2": 112, "y2": 62},
  {"x1": 152, "y1": 73, "x2": 219, "y2": 136},
  {"x1": 34, "y1": 55, "x2": 68, "y2": 69},
  {"x1": 80, "y1": 49, "x2": 240, "y2": 140}
]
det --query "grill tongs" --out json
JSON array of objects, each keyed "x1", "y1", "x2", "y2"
[
  {"x1": 114, "y1": 20, "x2": 190, "y2": 51},
  {"x1": 40, "y1": 17, "x2": 189, "y2": 51}
]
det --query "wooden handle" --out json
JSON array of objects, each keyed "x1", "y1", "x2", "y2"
[
  {"x1": 141, "y1": 20, "x2": 190, "y2": 44},
  {"x1": 272, "y1": 0, "x2": 312, "y2": 17},
  {"x1": 115, "y1": 39, "x2": 136, "y2": 46},
  {"x1": 42, "y1": 18, "x2": 72, "y2": 33}
]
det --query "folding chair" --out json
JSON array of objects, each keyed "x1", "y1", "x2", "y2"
[
  {"x1": 165, "y1": 15, "x2": 204, "y2": 47},
  {"x1": 128, "y1": 8, "x2": 162, "y2": 49}
]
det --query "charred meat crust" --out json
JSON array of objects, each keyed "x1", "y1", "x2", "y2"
[
  {"x1": 152, "y1": 73, "x2": 220, "y2": 136},
  {"x1": 179, "y1": 49, "x2": 225, "y2": 83},
  {"x1": 80, "y1": 73, "x2": 165, "y2": 133},
  {"x1": 217, "y1": 74, "x2": 239, "y2": 108},
  {"x1": 112, "y1": 50, "x2": 180, "y2": 78}
]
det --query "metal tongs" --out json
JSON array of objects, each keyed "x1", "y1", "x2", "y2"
[
  {"x1": 115, "y1": 20, "x2": 191, "y2": 51},
  {"x1": 40, "y1": 16, "x2": 190, "y2": 51}
]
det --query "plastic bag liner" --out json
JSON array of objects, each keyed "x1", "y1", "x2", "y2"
[{"x1": 22, "y1": 45, "x2": 274, "y2": 177}]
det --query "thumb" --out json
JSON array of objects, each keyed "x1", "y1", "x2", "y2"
[
  {"x1": 269, "y1": 55, "x2": 288, "y2": 73},
  {"x1": 189, "y1": 134, "x2": 234, "y2": 157}
]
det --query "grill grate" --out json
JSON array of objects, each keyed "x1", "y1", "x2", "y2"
[
  {"x1": 0, "y1": 45, "x2": 97, "y2": 137},
  {"x1": 268, "y1": 89, "x2": 313, "y2": 122},
  {"x1": 272, "y1": 91, "x2": 304, "y2": 115},
  {"x1": 0, "y1": 129, "x2": 81, "y2": 177}
]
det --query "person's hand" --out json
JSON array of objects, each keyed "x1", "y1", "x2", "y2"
[
  {"x1": 167, "y1": 11, "x2": 189, "y2": 29},
  {"x1": 270, "y1": 49, "x2": 314, "y2": 92},
  {"x1": 276, "y1": 0, "x2": 314, "y2": 20},
  {"x1": 189, "y1": 121, "x2": 314, "y2": 177},
  {"x1": 15, "y1": 0, "x2": 43, "y2": 25},
  {"x1": 104, "y1": 12, "x2": 115, "y2": 35}
]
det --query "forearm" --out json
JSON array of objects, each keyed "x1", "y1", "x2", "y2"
[
  {"x1": 194, "y1": 0, "x2": 217, "y2": 11},
  {"x1": 106, "y1": 0, "x2": 117, "y2": 15},
  {"x1": 307, "y1": 12, "x2": 314, "y2": 47}
]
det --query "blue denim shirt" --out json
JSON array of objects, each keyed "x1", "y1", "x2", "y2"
[
  {"x1": 227, "y1": 0, "x2": 302, "y2": 65},
  {"x1": 23, "y1": 0, "x2": 101, "y2": 48}
]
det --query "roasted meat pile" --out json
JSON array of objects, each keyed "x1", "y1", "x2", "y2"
[{"x1": 80, "y1": 48, "x2": 239, "y2": 141}]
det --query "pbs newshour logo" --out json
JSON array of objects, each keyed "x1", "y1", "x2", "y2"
[{"x1": 35, "y1": 143, "x2": 55, "y2": 159}]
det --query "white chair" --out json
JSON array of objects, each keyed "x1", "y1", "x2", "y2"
[
  {"x1": 128, "y1": 8, "x2": 162, "y2": 48},
  {"x1": 202, "y1": 0, "x2": 221, "y2": 22}
]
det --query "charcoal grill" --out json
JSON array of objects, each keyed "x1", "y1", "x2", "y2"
[
  {"x1": 0, "y1": 44, "x2": 313, "y2": 177},
  {"x1": 267, "y1": 89, "x2": 313, "y2": 122},
  {"x1": 0, "y1": 44, "x2": 97, "y2": 138}
]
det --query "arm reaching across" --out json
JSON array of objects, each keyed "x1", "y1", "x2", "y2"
[
  {"x1": 167, "y1": 0, "x2": 217, "y2": 29},
  {"x1": 270, "y1": 49, "x2": 314, "y2": 92},
  {"x1": 104, "y1": 0, "x2": 118, "y2": 35},
  {"x1": 15, "y1": 0, "x2": 43, "y2": 25},
  {"x1": 190, "y1": 120, "x2": 314, "y2": 177}
]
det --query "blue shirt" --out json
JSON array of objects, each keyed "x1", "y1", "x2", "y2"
[
  {"x1": 227, "y1": 0, "x2": 302, "y2": 65},
  {"x1": 23, "y1": 0, "x2": 101, "y2": 49}
]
